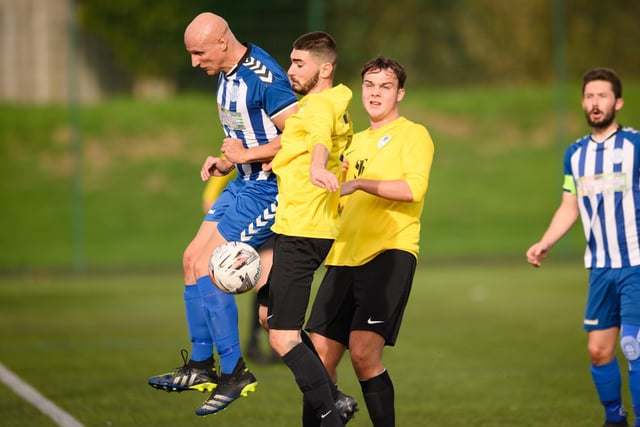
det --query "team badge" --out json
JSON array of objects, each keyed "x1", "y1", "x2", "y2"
[
  {"x1": 378, "y1": 135, "x2": 392, "y2": 149},
  {"x1": 612, "y1": 148, "x2": 624, "y2": 164},
  {"x1": 229, "y1": 85, "x2": 239, "y2": 102}
]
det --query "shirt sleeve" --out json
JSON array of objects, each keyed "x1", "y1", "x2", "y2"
[
  {"x1": 301, "y1": 95, "x2": 335, "y2": 153},
  {"x1": 263, "y1": 78, "x2": 298, "y2": 119},
  {"x1": 401, "y1": 125, "x2": 434, "y2": 202}
]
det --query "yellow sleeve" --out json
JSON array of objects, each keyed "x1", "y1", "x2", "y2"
[
  {"x1": 402, "y1": 125, "x2": 434, "y2": 202},
  {"x1": 202, "y1": 170, "x2": 237, "y2": 205}
]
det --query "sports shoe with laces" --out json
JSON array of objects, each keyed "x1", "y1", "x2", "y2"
[
  {"x1": 148, "y1": 349, "x2": 218, "y2": 393},
  {"x1": 195, "y1": 357, "x2": 257, "y2": 416},
  {"x1": 335, "y1": 390, "x2": 359, "y2": 424}
]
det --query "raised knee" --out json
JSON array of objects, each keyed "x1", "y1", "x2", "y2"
[{"x1": 182, "y1": 250, "x2": 197, "y2": 273}]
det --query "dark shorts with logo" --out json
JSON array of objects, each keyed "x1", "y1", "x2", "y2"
[
  {"x1": 266, "y1": 234, "x2": 333, "y2": 330},
  {"x1": 306, "y1": 249, "x2": 416, "y2": 347}
]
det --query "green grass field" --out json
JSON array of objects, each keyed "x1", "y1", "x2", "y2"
[{"x1": 0, "y1": 262, "x2": 632, "y2": 426}]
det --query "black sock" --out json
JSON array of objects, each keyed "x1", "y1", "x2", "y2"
[
  {"x1": 360, "y1": 370, "x2": 394, "y2": 427},
  {"x1": 302, "y1": 395, "x2": 322, "y2": 427},
  {"x1": 282, "y1": 343, "x2": 342, "y2": 426},
  {"x1": 300, "y1": 331, "x2": 339, "y2": 400}
]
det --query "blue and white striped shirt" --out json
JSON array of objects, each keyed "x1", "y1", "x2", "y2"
[
  {"x1": 217, "y1": 43, "x2": 297, "y2": 181},
  {"x1": 564, "y1": 126, "x2": 640, "y2": 268}
]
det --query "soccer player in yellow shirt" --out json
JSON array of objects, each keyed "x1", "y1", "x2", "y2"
[
  {"x1": 264, "y1": 31, "x2": 356, "y2": 426},
  {"x1": 307, "y1": 56, "x2": 435, "y2": 427}
]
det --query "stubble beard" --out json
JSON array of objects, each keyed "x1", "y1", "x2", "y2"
[
  {"x1": 586, "y1": 108, "x2": 616, "y2": 130},
  {"x1": 293, "y1": 72, "x2": 320, "y2": 96}
]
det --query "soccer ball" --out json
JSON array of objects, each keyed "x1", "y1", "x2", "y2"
[{"x1": 209, "y1": 241, "x2": 262, "y2": 294}]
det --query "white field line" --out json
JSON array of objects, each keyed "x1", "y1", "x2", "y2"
[{"x1": 0, "y1": 362, "x2": 84, "y2": 427}]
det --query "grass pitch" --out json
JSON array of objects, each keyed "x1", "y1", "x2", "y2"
[{"x1": 0, "y1": 262, "x2": 629, "y2": 426}]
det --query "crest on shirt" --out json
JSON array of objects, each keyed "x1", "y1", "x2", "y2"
[
  {"x1": 229, "y1": 85, "x2": 239, "y2": 102},
  {"x1": 612, "y1": 148, "x2": 625, "y2": 164},
  {"x1": 377, "y1": 135, "x2": 392, "y2": 149}
]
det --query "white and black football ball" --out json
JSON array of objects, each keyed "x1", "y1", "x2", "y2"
[{"x1": 209, "y1": 241, "x2": 262, "y2": 294}]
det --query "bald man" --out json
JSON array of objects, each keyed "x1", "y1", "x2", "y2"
[{"x1": 148, "y1": 12, "x2": 298, "y2": 417}]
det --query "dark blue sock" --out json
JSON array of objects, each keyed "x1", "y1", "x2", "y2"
[
  {"x1": 183, "y1": 284, "x2": 213, "y2": 362},
  {"x1": 628, "y1": 358, "x2": 640, "y2": 426},
  {"x1": 196, "y1": 275, "x2": 241, "y2": 374},
  {"x1": 591, "y1": 358, "x2": 625, "y2": 422}
]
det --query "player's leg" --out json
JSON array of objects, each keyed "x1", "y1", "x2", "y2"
[
  {"x1": 618, "y1": 266, "x2": 640, "y2": 427},
  {"x1": 307, "y1": 265, "x2": 359, "y2": 425},
  {"x1": 147, "y1": 220, "x2": 220, "y2": 393},
  {"x1": 246, "y1": 240, "x2": 278, "y2": 364},
  {"x1": 268, "y1": 235, "x2": 343, "y2": 426},
  {"x1": 195, "y1": 180, "x2": 277, "y2": 416},
  {"x1": 585, "y1": 268, "x2": 627, "y2": 426},
  {"x1": 349, "y1": 250, "x2": 415, "y2": 427}
]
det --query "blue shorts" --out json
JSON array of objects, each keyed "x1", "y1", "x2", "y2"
[
  {"x1": 584, "y1": 266, "x2": 640, "y2": 330},
  {"x1": 204, "y1": 178, "x2": 278, "y2": 249}
]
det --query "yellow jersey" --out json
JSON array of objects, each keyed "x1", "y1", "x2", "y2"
[
  {"x1": 271, "y1": 84, "x2": 353, "y2": 239},
  {"x1": 325, "y1": 116, "x2": 434, "y2": 266}
]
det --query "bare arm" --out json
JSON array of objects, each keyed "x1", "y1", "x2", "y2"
[
  {"x1": 340, "y1": 178, "x2": 414, "y2": 202},
  {"x1": 310, "y1": 144, "x2": 339, "y2": 192},
  {"x1": 221, "y1": 135, "x2": 281, "y2": 163},
  {"x1": 200, "y1": 156, "x2": 235, "y2": 181},
  {"x1": 526, "y1": 191, "x2": 580, "y2": 267}
]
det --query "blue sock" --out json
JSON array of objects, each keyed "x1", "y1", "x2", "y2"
[
  {"x1": 623, "y1": 324, "x2": 640, "y2": 426},
  {"x1": 184, "y1": 284, "x2": 213, "y2": 362},
  {"x1": 591, "y1": 358, "x2": 625, "y2": 423},
  {"x1": 629, "y1": 358, "x2": 640, "y2": 427},
  {"x1": 196, "y1": 275, "x2": 242, "y2": 374}
]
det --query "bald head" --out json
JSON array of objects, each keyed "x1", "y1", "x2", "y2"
[
  {"x1": 184, "y1": 12, "x2": 229, "y2": 46},
  {"x1": 184, "y1": 12, "x2": 245, "y2": 75}
]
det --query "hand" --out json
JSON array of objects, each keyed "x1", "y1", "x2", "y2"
[
  {"x1": 341, "y1": 156, "x2": 349, "y2": 173},
  {"x1": 310, "y1": 166, "x2": 339, "y2": 192},
  {"x1": 221, "y1": 138, "x2": 246, "y2": 164},
  {"x1": 201, "y1": 156, "x2": 234, "y2": 181},
  {"x1": 526, "y1": 242, "x2": 549, "y2": 268}
]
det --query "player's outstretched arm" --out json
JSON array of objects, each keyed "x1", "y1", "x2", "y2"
[
  {"x1": 526, "y1": 191, "x2": 579, "y2": 267},
  {"x1": 221, "y1": 136, "x2": 282, "y2": 164},
  {"x1": 341, "y1": 178, "x2": 413, "y2": 201},
  {"x1": 310, "y1": 144, "x2": 339, "y2": 192},
  {"x1": 200, "y1": 156, "x2": 235, "y2": 181}
]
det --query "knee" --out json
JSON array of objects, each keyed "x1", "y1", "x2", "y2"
[
  {"x1": 182, "y1": 248, "x2": 197, "y2": 274},
  {"x1": 350, "y1": 347, "x2": 376, "y2": 378},
  {"x1": 268, "y1": 334, "x2": 282, "y2": 355},
  {"x1": 587, "y1": 342, "x2": 616, "y2": 365}
]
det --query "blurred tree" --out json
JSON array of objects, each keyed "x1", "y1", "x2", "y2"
[
  {"x1": 74, "y1": 0, "x2": 640, "y2": 96},
  {"x1": 77, "y1": 0, "x2": 205, "y2": 97}
]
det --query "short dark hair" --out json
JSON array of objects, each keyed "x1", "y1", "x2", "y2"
[
  {"x1": 292, "y1": 31, "x2": 338, "y2": 65},
  {"x1": 582, "y1": 67, "x2": 622, "y2": 98},
  {"x1": 360, "y1": 56, "x2": 407, "y2": 89}
]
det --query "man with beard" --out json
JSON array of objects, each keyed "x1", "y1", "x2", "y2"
[
  {"x1": 527, "y1": 67, "x2": 640, "y2": 427},
  {"x1": 263, "y1": 31, "x2": 356, "y2": 426}
]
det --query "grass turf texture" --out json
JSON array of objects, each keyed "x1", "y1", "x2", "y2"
[{"x1": 0, "y1": 263, "x2": 628, "y2": 426}]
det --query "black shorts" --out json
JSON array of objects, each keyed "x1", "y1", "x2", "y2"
[
  {"x1": 306, "y1": 250, "x2": 416, "y2": 347},
  {"x1": 266, "y1": 234, "x2": 333, "y2": 330}
]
